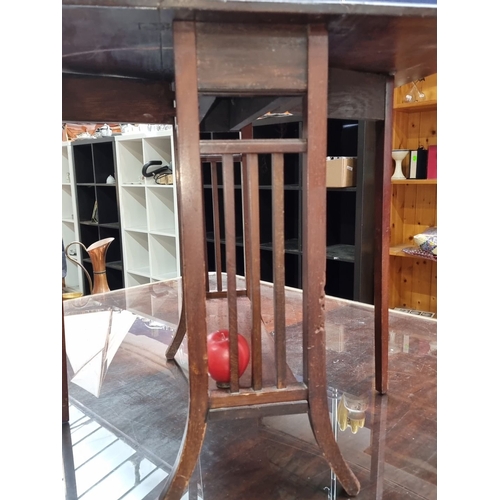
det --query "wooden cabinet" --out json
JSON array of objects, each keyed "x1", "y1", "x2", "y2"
[{"x1": 390, "y1": 74, "x2": 437, "y2": 316}]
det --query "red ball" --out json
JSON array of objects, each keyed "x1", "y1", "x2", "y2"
[{"x1": 207, "y1": 329, "x2": 250, "y2": 384}]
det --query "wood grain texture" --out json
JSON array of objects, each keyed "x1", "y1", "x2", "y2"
[
  {"x1": 389, "y1": 255, "x2": 437, "y2": 314},
  {"x1": 196, "y1": 23, "x2": 307, "y2": 94},
  {"x1": 62, "y1": 74, "x2": 175, "y2": 124},
  {"x1": 327, "y1": 68, "x2": 386, "y2": 120}
]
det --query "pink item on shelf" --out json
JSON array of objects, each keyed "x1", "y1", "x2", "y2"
[{"x1": 427, "y1": 145, "x2": 437, "y2": 179}]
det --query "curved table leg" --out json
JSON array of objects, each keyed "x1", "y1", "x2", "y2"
[
  {"x1": 158, "y1": 400, "x2": 208, "y2": 500},
  {"x1": 308, "y1": 399, "x2": 360, "y2": 497},
  {"x1": 166, "y1": 301, "x2": 186, "y2": 360}
]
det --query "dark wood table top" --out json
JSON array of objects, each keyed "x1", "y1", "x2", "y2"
[{"x1": 62, "y1": 0, "x2": 437, "y2": 87}]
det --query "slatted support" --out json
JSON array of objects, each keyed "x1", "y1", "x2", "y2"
[
  {"x1": 222, "y1": 154, "x2": 240, "y2": 393},
  {"x1": 241, "y1": 151, "x2": 263, "y2": 391},
  {"x1": 271, "y1": 153, "x2": 287, "y2": 388},
  {"x1": 210, "y1": 160, "x2": 223, "y2": 292}
]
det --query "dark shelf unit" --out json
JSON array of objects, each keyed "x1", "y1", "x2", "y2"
[
  {"x1": 201, "y1": 119, "x2": 375, "y2": 303},
  {"x1": 72, "y1": 137, "x2": 124, "y2": 294}
]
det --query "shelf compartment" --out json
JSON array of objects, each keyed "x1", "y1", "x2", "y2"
[
  {"x1": 95, "y1": 186, "x2": 119, "y2": 224},
  {"x1": 62, "y1": 185, "x2": 74, "y2": 220},
  {"x1": 76, "y1": 185, "x2": 96, "y2": 222},
  {"x1": 326, "y1": 244, "x2": 355, "y2": 263},
  {"x1": 143, "y1": 136, "x2": 173, "y2": 186},
  {"x1": 390, "y1": 244, "x2": 413, "y2": 257},
  {"x1": 99, "y1": 226, "x2": 122, "y2": 263},
  {"x1": 326, "y1": 190, "x2": 356, "y2": 247},
  {"x1": 73, "y1": 144, "x2": 95, "y2": 183},
  {"x1": 124, "y1": 230, "x2": 150, "y2": 276},
  {"x1": 126, "y1": 272, "x2": 151, "y2": 288},
  {"x1": 92, "y1": 141, "x2": 116, "y2": 183},
  {"x1": 106, "y1": 266, "x2": 124, "y2": 291},
  {"x1": 116, "y1": 138, "x2": 144, "y2": 184},
  {"x1": 389, "y1": 255, "x2": 437, "y2": 314},
  {"x1": 390, "y1": 183, "x2": 437, "y2": 251},
  {"x1": 78, "y1": 224, "x2": 99, "y2": 248},
  {"x1": 261, "y1": 238, "x2": 300, "y2": 254},
  {"x1": 121, "y1": 186, "x2": 147, "y2": 231},
  {"x1": 149, "y1": 234, "x2": 178, "y2": 280},
  {"x1": 106, "y1": 261, "x2": 123, "y2": 272},
  {"x1": 325, "y1": 259, "x2": 354, "y2": 300},
  {"x1": 147, "y1": 187, "x2": 176, "y2": 235}
]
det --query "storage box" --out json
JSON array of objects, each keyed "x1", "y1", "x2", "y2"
[{"x1": 326, "y1": 157, "x2": 357, "y2": 187}]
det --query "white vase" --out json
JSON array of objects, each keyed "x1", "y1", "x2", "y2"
[{"x1": 391, "y1": 150, "x2": 409, "y2": 180}]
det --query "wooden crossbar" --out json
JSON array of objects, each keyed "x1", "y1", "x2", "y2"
[{"x1": 200, "y1": 139, "x2": 306, "y2": 155}]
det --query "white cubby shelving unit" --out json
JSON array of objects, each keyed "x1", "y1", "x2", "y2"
[
  {"x1": 114, "y1": 128, "x2": 181, "y2": 288},
  {"x1": 62, "y1": 140, "x2": 84, "y2": 293}
]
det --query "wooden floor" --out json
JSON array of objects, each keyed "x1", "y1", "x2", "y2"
[{"x1": 62, "y1": 279, "x2": 437, "y2": 499}]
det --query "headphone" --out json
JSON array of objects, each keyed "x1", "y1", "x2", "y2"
[{"x1": 142, "y1": 160, "x2": 173, "y2": 184}]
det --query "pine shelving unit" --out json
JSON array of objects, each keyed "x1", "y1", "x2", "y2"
[{"x1": 390, "y1": 74, "x2": 438, "y2": 316}]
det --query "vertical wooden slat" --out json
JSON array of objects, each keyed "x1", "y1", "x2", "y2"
[
  {"x1": 202, "y1": 165, "x2": 210, "y2": 293},
  {"x1": 211, "y1": 161, "x2": 223, "y2": 291},
  {"x1": 242, "y1": 152, "x2": 262, "y2": 390},
  {"x1": 241, "y1": 123, "x2": 253, "y2": 296},
  {"x1": 373, "y1": 77, "x2": 394, "y2": 395},
  {"x1": 272, "y1": 153, "x2": 286, "y2": 388},
  {"x1": 222, "y1": 154, "x2": 239, "y2": 392}
]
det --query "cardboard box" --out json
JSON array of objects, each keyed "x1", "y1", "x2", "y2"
[{"x1": 326, "y1": 157, "x2": 357, "y2": 187}]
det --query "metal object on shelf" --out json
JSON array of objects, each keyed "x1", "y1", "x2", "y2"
[{"x1": 65, "y1": 237, "x2": 114, "y2": 295}]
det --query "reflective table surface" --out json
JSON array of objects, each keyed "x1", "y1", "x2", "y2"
[{"x1": 63, "y1": 276, "x2": 437, "y2": 499}]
